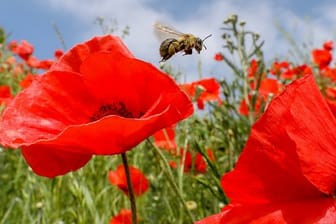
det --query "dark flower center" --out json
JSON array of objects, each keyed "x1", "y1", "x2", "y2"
[{"x1": 90, "y1": 102, "x2": 134, "y2": 122}]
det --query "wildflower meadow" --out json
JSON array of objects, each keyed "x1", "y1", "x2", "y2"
[{"x1": 0, "y1": 14, "x2": 336, "y2": 224}]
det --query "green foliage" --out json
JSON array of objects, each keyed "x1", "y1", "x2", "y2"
[
  {"x1": 0, "y1": 143, "x2": 224, "y2": 223},
  {"x1": 0, "y1": 27, "x2": 5, "y2": 44}
]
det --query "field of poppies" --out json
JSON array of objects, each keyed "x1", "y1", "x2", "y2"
[{"x1": 0, "y1": 14, "x2": 336, "y2": 224}]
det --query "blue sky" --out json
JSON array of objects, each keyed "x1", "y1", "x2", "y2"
[{"x1": 2, "y1": 0, "x2": 336, "y2": 80}]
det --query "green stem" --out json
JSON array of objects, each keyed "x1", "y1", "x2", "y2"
[
  {"x1": 121, "y1": 152, "x2": 137, "y2": 224},
  {"x1": 236, "y1": 29, "x2": 254, "y2": 125},
  {"x1": 147, "y1": 139, "x2": 194, "y2": 223}
]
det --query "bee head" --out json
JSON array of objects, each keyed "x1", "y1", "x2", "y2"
[{"x1": 195, "y1": 37, "x2": 203, "y2": 53}]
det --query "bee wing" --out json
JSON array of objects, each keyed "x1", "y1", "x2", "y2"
[{"x1": 154, "y1": 21, "x2": 185, "y2": 41}]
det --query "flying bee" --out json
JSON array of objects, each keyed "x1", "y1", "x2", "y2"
[{"x1": 154, "y1": 22, "x2": 212, "y2": 62}]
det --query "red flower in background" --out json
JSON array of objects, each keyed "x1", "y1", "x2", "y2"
[
  {"x1": 54, "y1": 49, "x2": 64, "y2": 59},
  {"x1": 8, "y1": 40, "x2": 34, "y2": 61},
  {"x1": 312, "y1": 41, "x2": 333, "y2": 69},
  {"x1": 323, "y1": 41, "x2": 333, "y2": 51},
  {"x1": 239, "y1": 95, "x2": 262, "y2": 116},
  {"x1": 258, "y1": 78, "x2": 281, "y2": 97},
  {"x1": 239, "y1": 78, "x2": 281, "y2": 116},
  {"x1": 110, "y1": 209, "x2": 133, "y2": 224},
  {"x1": 194, "y1": 149, "x2": 215, "y2": 173},
  {"x1": 153, "y1": 126, "x2": 177, "y2": 154},
  {"x1": 108, "y1": 165, "x2": 149, "y2": 196},
  {"x1": 173, "y1": 148, "x2": 215, "y2": 173},
  {"x1": 214, "y1": 53, "x2": 224, "y2": 61},
  {"x1": 178, "y1": 148, "x2": 193, "y2": 172},
  {"x1": 247, "y1": 59, "x2": 259, "y2": 79},
  {"x1": 269, "y1": 61, "x2": 312, "y2": 80},
  {"x1": 196, "y1": 75, "x2": 336, "y2": 223},
  {"x1": 269, "y1": 61, "x2": 290, "y2": 76},
  {"x1": 26, "y1": 56, "x2": 54, "y2": 70},
  {"x1": 181, "y1": 78, "x2": 221, "y2": 109},
  {"x1": 0, "y1": 35, "x2": 193, "y2": 177},
  {"x1": 290, "y1": 64, "x2": 313, "y2": 79}
]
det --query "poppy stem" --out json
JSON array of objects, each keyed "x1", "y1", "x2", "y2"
[
  {"x1": 121, "y1": 152, "x2": 137, "y2": 224},
  {"x1": 147, "y1": 139, "x2": 194, "y2": 223}
]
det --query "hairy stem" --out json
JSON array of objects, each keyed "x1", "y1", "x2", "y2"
[{"x1": 121, "y1": 152, "x2": 137, "y2": 224}]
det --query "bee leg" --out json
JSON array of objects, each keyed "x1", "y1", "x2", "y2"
[{"x1": 183, "y1": 49, "x2": 192, "y2": 56}]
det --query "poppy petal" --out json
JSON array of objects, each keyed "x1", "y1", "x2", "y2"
[
  {"x1": 110, "y1": 209, "x2": 133, "y2": 224},
  {"x1": 153, "y1": 126, "x2": 177, "y2": 153},
  {"x1": 222, "y1": 75, "x2": 330, "y2": 204},
  {"x1": 195, "y1": 211, "x2": 226, "y2": 224},
  {"x1": 51, "y1": 35, "x2": 133, "y2": 72},
  {"x1": 202, "y1": 198, "x2": 336, "y2": 224},
  {"x1": 284, "y1": 76, "x2": 336, "y2": 194},
  {"x1": 0, "y1": 71, "x2": 98, "y2": 148},
  {"x1": 108, "y1": 165, "x2": 149, "y2": 196},
  {"x1": 21, "y1": 144, "x2": 92, "y2": 177}
]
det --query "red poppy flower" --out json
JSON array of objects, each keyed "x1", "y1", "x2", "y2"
[
  {"x1": 25, "y1": 56, "x2": 53, "y2": 70},
  {"x1": 175, "y1": 148, "x2": 214, "y2": 173},
  {"x1": 181, "y1": 78, "x2": 221, "y2": 110},
  {"x1": 8, "y1": 40, "x2": 34, "y2": 61},
  {"x1": 54, "y1": 49, "x2": 64, "y2": 59},
  {"x1": 323, "y1": 41, "x2": 333, "y2": 51},
  {"x1": 280, "y1": 68, "x2": 296, "y2": 80},
  {"x1": 239, "y1": 94, "x2": 263, "y2": 116},
  {"x1": 214, "y1": 53, "x2": 224, "y2": 61},
  {"x1": 169, "y1": 160, "x2": 178, "y2": 169},
  {"x1": 180, "y1": 148, "x2": 193, "y2": 172},
  {"x1": 166, "y1": 148, "x2": 192, "y2": 171},
  {"x1": 312, "y1": 47, "x2": 332, "y2": 69},
  {"x1": 36, "y1": 59, "x2": 54, "y2": 70},
  {"x1": 290, "y1": 64, "x2": 313, "y2": 79},
  {"x1": 258, "y1": 78, "x2": 280, "y2": 98},
  {"x1": 270, "y1": 62, "x2": 312, "y2": 80},
  {"x1": 240, "y1": 78, "x2": 281, "y2": 116},
  {"x1": 269, "y1": 61, "x2": 290, "y2": 77},
  {"x1": 108, "y1": 165, "x2": 149, "y2": 196},
  {"x1": 321, "y1": 67, "x2": 336, "y2": 81},
  {"x1": 196, "y1": 74, "x2": 336, "y2": 223},
  {"x1": 153, "y1": 126, "x2": 177, "y2": 154},
  {"x1": 194, "y1": 149, "x2": 215, "y2": 173},
  {"x1": 0, "y1": 35, "x2": 193, "y2": 177},
  {"x1": 195, "y1": 78, "x2": 222, "y2": 109},
  {"x1": 25, "y1": 56, "x2": 40, "y2": 68},
  {"x1": 110, "y1": 209, "x2": 133, "y2": 224},
  {"x1": 248, "y1": 59, "x2": 259, "y2": 78}
]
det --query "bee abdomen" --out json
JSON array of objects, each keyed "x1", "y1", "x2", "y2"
[{"x1": 159, "y1": 38, "x2": 180, "y2": 62}]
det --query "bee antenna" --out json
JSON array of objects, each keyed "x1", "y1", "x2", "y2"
[
  {"x1": 202, "y1": 34, "x2": 212, "y2": 50},
  {"x1": 202, "y1": 34, "x2": 212, "y2": 42}
]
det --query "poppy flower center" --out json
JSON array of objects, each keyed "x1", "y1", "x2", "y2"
[{"x1": 90, "y1": 102, "x2": 134, "y2": 121}]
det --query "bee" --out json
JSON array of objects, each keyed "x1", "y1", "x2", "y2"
[{"x1": 154, "y1": 22, "x2": 212, "y2": 62}]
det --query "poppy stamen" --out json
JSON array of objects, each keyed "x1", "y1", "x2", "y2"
[{"x1": 90, "y1": 102, "x2": 133, "y2": 121}]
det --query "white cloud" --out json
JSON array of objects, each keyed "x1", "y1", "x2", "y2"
[{"x1": 36, "y1": 0, "x2": 336, "y2": 81}]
